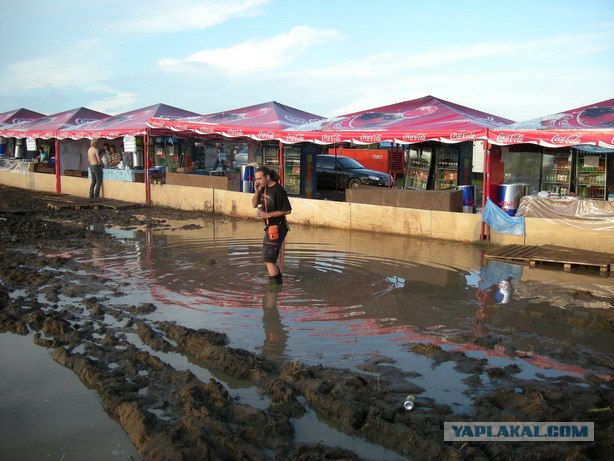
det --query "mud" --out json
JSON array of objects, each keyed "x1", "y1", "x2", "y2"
[{"x1": 1, "y1": 184, "x2": 613, "y2": 460}]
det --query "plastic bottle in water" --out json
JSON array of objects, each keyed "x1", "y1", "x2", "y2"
[{"x1": 403, "y1": 395, "x2": 415, "y2": 411}]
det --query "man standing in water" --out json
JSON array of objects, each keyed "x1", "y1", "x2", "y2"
[
  {"x1": 253, "y1": 166, "x2": 292, "y2": 284},
  {"x1": 87, "y1": 138, "x2": 103, "y2": 199}
]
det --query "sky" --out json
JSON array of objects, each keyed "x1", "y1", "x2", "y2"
[{"x1": 0, "y1": 0, "x2": 613, "y2": 122}]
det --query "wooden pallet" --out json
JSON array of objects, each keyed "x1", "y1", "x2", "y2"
[
  {"x1": 0, "y1": 208, "x2": 34, "y2": 215},
  {"x1": 47, "y1": 197, "x2": 139, "y2": 211},
  {"x1": 486, "y1": 244, "x2": 613, "y2": 275},
  {"x1": 47, "y1": 201, "x2": 93, "y2": 210}
]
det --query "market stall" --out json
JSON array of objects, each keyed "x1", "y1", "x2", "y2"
[
  {"x1": 486, "y1": 98, "x2": 614, "y2": 204},
  {"x1": 59, "y1": 103, "x2": 200, "y2": 200},
  {"x1": 151, "y1": 96, "x2": 514, "y2": 198},
  {"x1": 0, "y1": 108, "x2": 46, "y2": 160},
  {"x1": 150, "y1": 101, "x2": 325, "y2": 197}
]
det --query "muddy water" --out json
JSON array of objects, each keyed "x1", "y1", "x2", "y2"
[
  {"x1": 0, "y1": 333, "x2": 139, "y2": 461},
  {"x1": 4, "y1": 210, "x2": 612, "y2": 459},
  {"x1": 65, "y1": 217, "x2": 613, "y2": 445}
]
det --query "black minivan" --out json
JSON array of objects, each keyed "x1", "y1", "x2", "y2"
[{"x1": 316, "y1": 155, "x2": 392, "y2": 190}]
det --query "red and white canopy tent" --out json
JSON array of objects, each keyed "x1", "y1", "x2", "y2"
[
  {"x1": 59, "y1": 103, "x2": 199, "y2": 140},
  {"x1": 0, "y1": 107, "x2": 109, "y2": 139},
  {"x1": 0, "y1": 108, "x2": 46, "y2": 158},
  {"x1": 278, "y1": 95, "x2": 515, "y2": 145},
  {"x1": 0, "y1": 107, "x2": 109, "y2": 193},
  {"x1": 150, "y1": 95, "x2": 514, "y2": 145},
  {"x1": 0, "y1": 108, "x2": 46, "y2": 129},
  {"x1": 487, "y1": 98, "x2": 614, "y2": 148},
  {"x1": 58, "y1": 103, "x2": 201, "y2": 202},
  {"x1": 148, "y1": 100, "x2": 324, "y2": 139}
]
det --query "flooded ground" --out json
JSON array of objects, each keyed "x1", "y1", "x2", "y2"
[{"x1": 0, "y1": 185, "x2": 613, "y2": 460}]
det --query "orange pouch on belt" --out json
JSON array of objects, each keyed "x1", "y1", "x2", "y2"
[{"x1": 267, "y1": 225, "x2": 279, "y2": 240}]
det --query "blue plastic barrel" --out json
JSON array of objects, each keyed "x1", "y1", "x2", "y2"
[
  {"x1": 457, "y1": 185, "x2": 475, "y2": 213},
  {"x1": 240, "y1": 165, "x2": 255, "y2": 193}
]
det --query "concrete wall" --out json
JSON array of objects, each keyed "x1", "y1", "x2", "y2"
[
  {"x1": 151, "y1": 184, "x2": 214, "y2": 212},
  {"x1": 490, "y1": 217, "x2": 614, "y2": 254},
  {"x1": 347, "y1": 187, "x2": 463, "y2": 212},
  {"x1": 166, "y1": 172, "x2": 229, "y2": 190},
  {"x1": 1, "y1": 170, "x2": 612, "y2": 252}
]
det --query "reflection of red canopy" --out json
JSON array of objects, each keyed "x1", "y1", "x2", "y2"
[
  {"x1": 150, "y1": 95, "x2": 514, "y2": 145},
  {"x1": 489, "y1": 99, "x2": 614, "y2": 147},
  {"x1": 61, "y1": 103, "x2": 200, "y2": 139},
  {"x1": 0, "y1": 108, "x2": 46, "y2": 130},
  {"x1": 149, "y1": 101, "x2": 324, "y2": 139},
  {"x1": 1, "y1": 107, "x2": 108, "y2": 139}
]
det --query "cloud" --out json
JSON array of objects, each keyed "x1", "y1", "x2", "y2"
[
  {"x1": 119, "y1": 0, "x2": 270, "y2": 33},
  {"x1": 0, "y1": 40, "x2": 105, "y2": 91},
  {"x1": 88, "y1": 92, "x2": 139, "y2": 115},
  {"x1": 0, "y1": 39, "x2": 138, "y2": 114},
  {"x1": 159, "y1": 25, "x2": 340, "y2": 73}
]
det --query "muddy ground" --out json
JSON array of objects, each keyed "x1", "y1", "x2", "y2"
[{"x1": 0, "y1": 184, "x2": 613, "y2": 460}]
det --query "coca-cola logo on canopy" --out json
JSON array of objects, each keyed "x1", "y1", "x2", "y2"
[
  {"x1": 328, "y1": 105, "x2": 440, "y2": 130},
  {"x1": 285, "y1": 133, "x2": 304, "y2": 143},
  {"x1": 576, "y1": 106, "x2": 614, "y2": 128},
  {"x1": 359, "y1": 134, "x2": 382, "y2": 143},
  {"x1": 496, "y1": 133, "x2": 525, "y2": 143},
  {"x1": 401, "y1": 133, "x2": 427, "y2": 142},
  {"x1": 205, "y1": 107, "x2": 272, "y2": 123},
  {"x1": 551, "y1": 134, "x2": 582, "y2": 144},
  {"x1": 74, "y1": 118, "x2": 99, "y2": 125},
  {"x1": 450, "y1": 132, "x2": 476, "y2": 140},
  {"x1": 11, "y1": 118, "x2": 33, "y2": 125},
  {"x1": 321, "y1": 134, "x2": 342, "y2": 143},
  {"x1": 257, "y1": 131, "x2": 275, "y2": 140},
  {"x1": 227, "y1": 128, "x2": 244, "y2": 137}
]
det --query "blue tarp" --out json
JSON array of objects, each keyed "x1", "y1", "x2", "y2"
[{"x1": 481, "y1": 198, "x2": 525, "y2": 236}]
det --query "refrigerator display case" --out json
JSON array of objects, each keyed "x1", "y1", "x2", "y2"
[
  {"x1": 541, "y1": 149, "x2": 571, "y2": 195},
  {"x1": 283, "y1": 146, "x2": 301, "y2": 196},
  {"x1": 576, "y1": 152, "x2": 607, "y2": 199},
  {"x1": 501, "y1": 148, "x2": 542, "y2": 195},
  {"x1": 434, "y1": 147, "x2": 459, "y2": 190},
  {"x1": 263, "y1": 145, "x2": 280, "y2": 169},
  {"x1": 405, "y1": 147, "x2": 432, "y2": 189}
]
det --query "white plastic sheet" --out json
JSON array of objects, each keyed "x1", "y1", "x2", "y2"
[{"x1": 516, "y1": 196, "x2": 614, "y2": 231}]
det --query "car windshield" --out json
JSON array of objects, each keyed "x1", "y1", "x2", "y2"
[{"x1": 337, "y1": 157, "x2": 365, "y2": 169}]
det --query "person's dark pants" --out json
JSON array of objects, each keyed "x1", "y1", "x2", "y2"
[
  {"x1": 89, "y1": 164, "x2": 103, "y2": 198},
  {"x1": 262, "y1": 225, "x2": 288, "y2": 262}
]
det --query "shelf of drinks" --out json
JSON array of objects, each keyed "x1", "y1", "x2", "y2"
[
  {"x1": 437, "y1": 166, "x2": 458, "y2": 171},
  {"x1": 407, "y1": 178, "x2": 428, "y2": 189},
  {"x1": 435, "y1": 180, "x2": 456, "y2": 190},
  {"x1": 543, "y1": 181, "x2": 570, "y2": 185}
]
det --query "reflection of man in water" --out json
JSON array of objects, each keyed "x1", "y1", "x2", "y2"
[
  {"x1": 259, "y1": 286, "x2": 288, "y2": 360},
  {"x1": 493, "y1": 279, "x2": 514, "y2": 304}
]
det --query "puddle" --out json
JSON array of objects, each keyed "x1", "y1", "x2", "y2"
[
  {"x1": 0, "y1": 332, "x2": 139, "y2": 461},
  {"x1": 74, "y1": 220, "x2": 613, "y2": 386},
  {"x1": 14, "y1": 216, "x2": 613, "y2": 457}
]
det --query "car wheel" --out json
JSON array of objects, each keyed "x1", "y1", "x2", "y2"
[{"x1": 347, "y1": 178, "x2": 362, "y2": 188}]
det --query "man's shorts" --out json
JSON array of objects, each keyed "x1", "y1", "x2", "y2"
[{"x1": 262, "y1": 225, "x2": 288, "y2": 263}]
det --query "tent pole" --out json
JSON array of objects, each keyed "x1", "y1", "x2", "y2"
[
  {"x1": 145, "y1": 131, "x2": 151, "y2": 204},
  {"x1": 278, "y1": 141, "x2": 284, "y2": 186},
  {"x1": 54, "y1": 138, "x2": 61, "y2": 194},
  {"x1": 480, "y1": 139, "x2": 490, "y2": 240}
]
